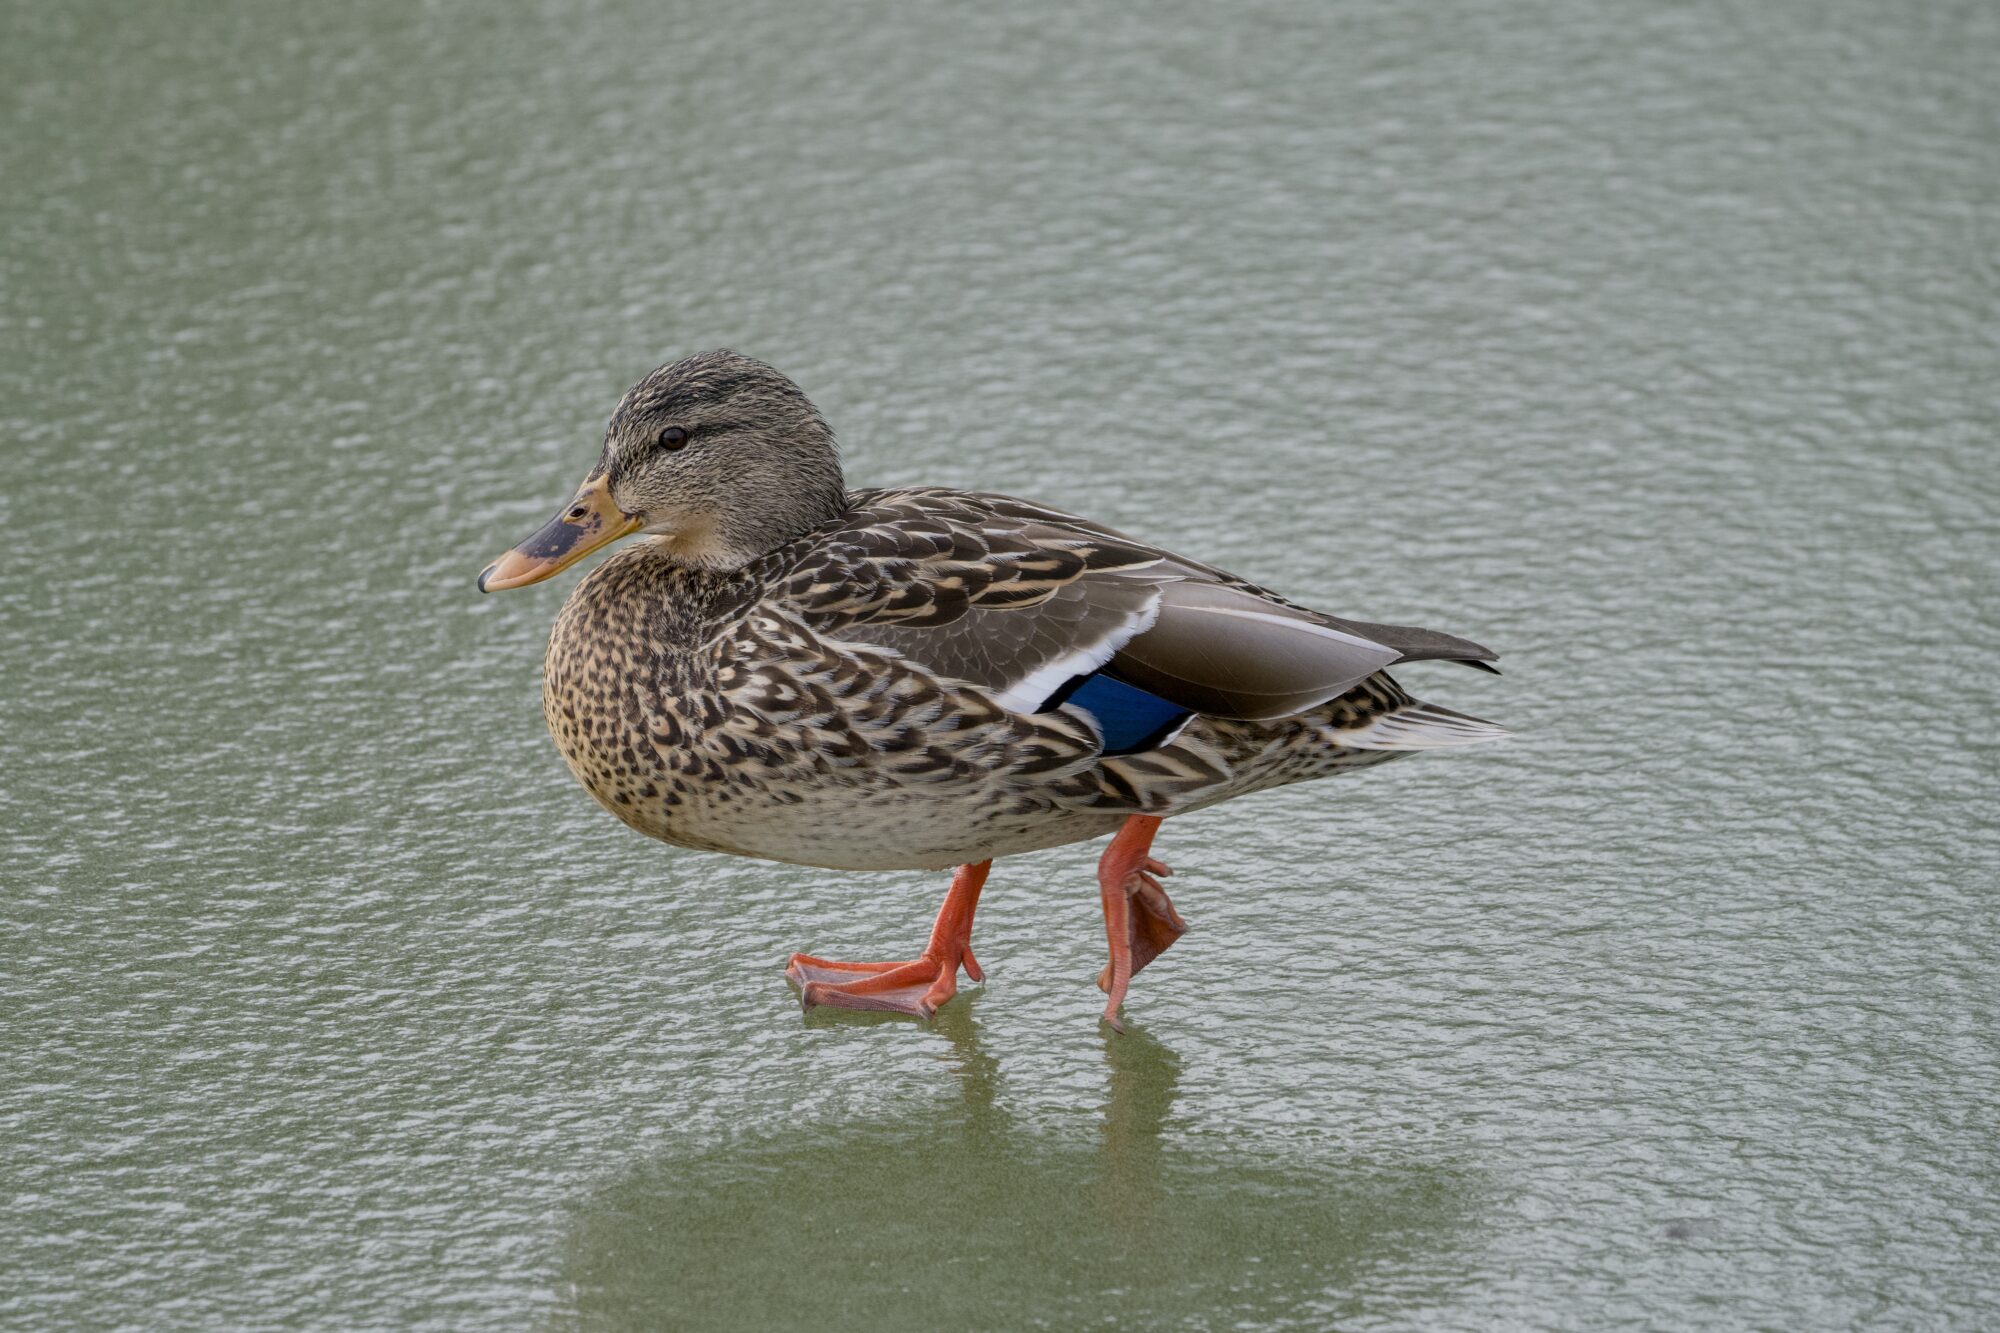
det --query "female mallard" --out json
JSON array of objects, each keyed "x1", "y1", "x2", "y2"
[{"x1": 479, "y1": 351, "x2": 1505, "y2": 1029}]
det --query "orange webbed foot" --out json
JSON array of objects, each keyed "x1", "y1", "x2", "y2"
[
  {"x1": 785, "y1": 950, "x2": 973, "y2": 1019},
  {"x1": 786, "y1": 861, "x2": 990, "y2": 1021},
  {"x1": 1096, "y1": 818, "x2": 1188, "y2": 1032},
  {"x1": 1096, "y1": 856, "x2": 1186, "y2": 995}
]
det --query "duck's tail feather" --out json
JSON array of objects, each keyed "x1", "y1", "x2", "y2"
[{"x1": 1332, "y1": 700, "x2": 1511, "y2": 750}]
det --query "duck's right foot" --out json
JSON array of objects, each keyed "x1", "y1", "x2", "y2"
[
  {"x1": 784, "y1": 860, "x2": 990, "y2": 1021},
  {"x1": 786, "y1": 948, "x2": 979, "y2": 1019}
]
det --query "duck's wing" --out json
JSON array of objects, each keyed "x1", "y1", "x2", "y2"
[
  {"x1": 776, "y1": 488, "x2": 1171, "y2": 714},
  {"x1": 972, "y1": 495, "x2": 1502, "y2": 675},
  {"x1": 775, "y1": 488, "x2": 1497, "y2": 724}
]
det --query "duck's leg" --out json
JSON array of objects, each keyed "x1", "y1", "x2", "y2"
[
  {"x1": 786, "y1": 860, "x2": 990, "y2": 1019},
  {"x1": 1095, "y1": 815, "x2": 1187, "y2": 1032}
]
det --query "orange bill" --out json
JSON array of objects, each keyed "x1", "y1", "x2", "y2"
[{"x1": 477, "y1": 471, "x2": 642, "y2": 592}]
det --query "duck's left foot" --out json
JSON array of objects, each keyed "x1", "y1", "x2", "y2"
[
  {"x1": 1096, "y1": 815, "x2": 1187, "y2": 1032},
  {"x1": 786, "y1": 861, "x2": 990, "y2": 1020},
  {"x1": 1096, "y1": 855, "x2": 1185, "y2": 992}
]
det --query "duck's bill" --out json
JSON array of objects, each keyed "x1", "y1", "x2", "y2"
[{"x1": 477, "y1": 473, "x2": 643, "y2": 593}]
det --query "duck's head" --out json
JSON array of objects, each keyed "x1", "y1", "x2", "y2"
[{"x1": 478, "y1": 350, "x2": 846, "y2": 591}]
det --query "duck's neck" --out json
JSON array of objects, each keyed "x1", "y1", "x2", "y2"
[
  {"x1": 644, "y1": 483, "x2": 855, "y2": 573},
  {"x1": 620, "y1": 541, "x2": 771, "y2": 632}
]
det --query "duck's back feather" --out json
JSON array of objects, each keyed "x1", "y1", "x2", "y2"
[{"x1": 771, "y1": 487, "x2": 1498, "y2": 733}]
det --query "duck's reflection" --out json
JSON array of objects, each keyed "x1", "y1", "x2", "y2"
[
  {"x1": 1093, "y1": 1015, "x2": 1179, "y2": 1225},
  {"x1": 562, "y1": 1009, "x2": 1474, "y2": 1326}
]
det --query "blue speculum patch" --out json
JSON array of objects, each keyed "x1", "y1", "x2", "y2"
[{"x1": 1042, "y1": 671, "x2": 1193, "y2": 756}]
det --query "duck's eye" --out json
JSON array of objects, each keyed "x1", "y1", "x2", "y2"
[{"x1": 656, "y1": 425, "x2": 689, "y2": 450}]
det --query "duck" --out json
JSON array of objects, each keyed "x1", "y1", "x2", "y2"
[{"x1": 478, "y1": 350, "x2": 1506, "y2": 1029}]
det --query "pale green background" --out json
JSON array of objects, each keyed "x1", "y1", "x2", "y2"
[{"x1": 3, "y1": 1, "x2": 1996, "y2": 1327}]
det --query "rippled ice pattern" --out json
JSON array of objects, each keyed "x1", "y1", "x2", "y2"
[{"x1": 3, "y1": 1, "x2": 1996, "y2": 1327}]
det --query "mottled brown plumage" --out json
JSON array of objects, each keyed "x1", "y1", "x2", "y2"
[
  {"x1": 538, "y1": 487, "x2": 1445, "y2": 871},
  {"x1": 482, "y1": 350, "x2": 1508, "y2": 1022}
]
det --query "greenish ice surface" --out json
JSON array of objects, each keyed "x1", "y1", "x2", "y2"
[{"x1": 2, "y1": 1, "x2": 1996, "y2": 1328}]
